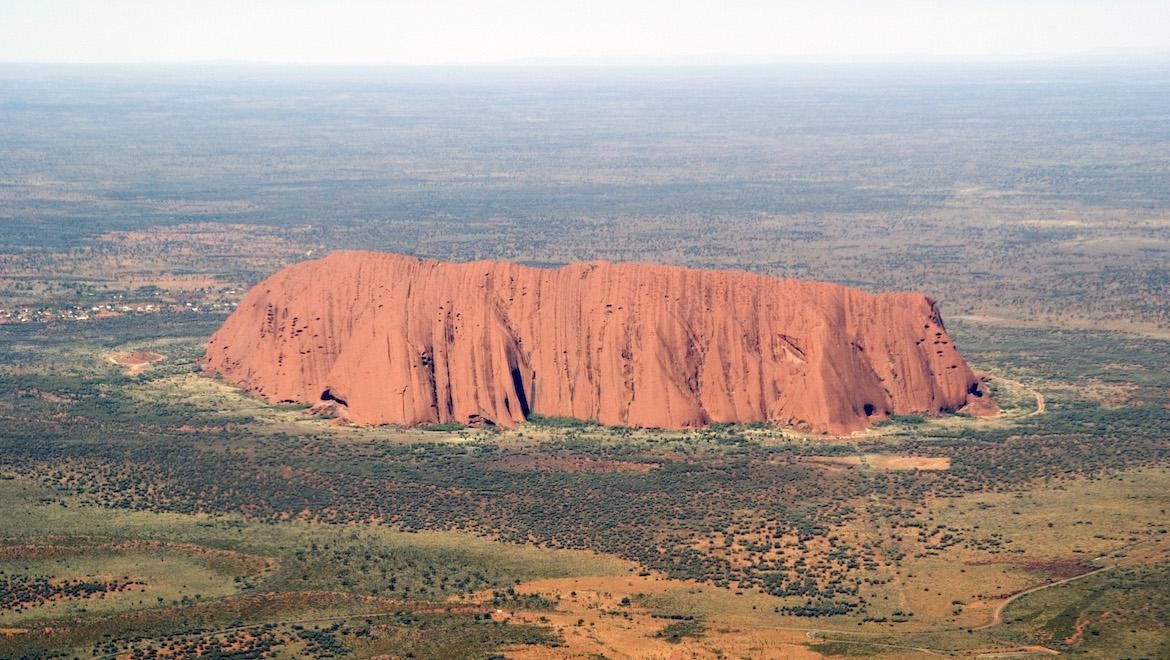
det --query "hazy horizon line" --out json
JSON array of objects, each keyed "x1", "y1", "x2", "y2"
[{"x1": 3, "y1": 48, "x2": 1169, "y2": 69}]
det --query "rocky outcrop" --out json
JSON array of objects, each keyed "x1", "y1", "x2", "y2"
[{"x1": 204, "y1": 252, "x2": 994, "y2": 434}]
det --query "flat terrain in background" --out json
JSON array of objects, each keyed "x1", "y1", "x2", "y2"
[
  {"x1": 0, "y1": 63, "x2": 1167, "y2": 658},
  {"x1": 2, "y1": 63, "x2": 1167, "y2": 331}
]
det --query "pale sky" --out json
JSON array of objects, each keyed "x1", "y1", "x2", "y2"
[{"x1": 1, "y1": 0, "x2": 1167, "y2": 65}]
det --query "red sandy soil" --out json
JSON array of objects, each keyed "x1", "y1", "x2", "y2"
[
  {"x1": 206, "y1": 252, "x2": 995, "y2": 435},
  {"x1": 109, "y1": 351, "x2": 166, "y2": 375},
  {"x1": 1065, "y1": 611, "x2": 1112, "y2": 646},
  {"x1": 112, "y1": 351, "x2": 165, "y2": 366}
]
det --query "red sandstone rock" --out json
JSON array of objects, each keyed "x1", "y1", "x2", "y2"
[{"x1": 204, "y1": 252, "x2": 995, "y2": 434}]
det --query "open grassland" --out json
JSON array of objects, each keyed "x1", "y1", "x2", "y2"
[
  {"x1": 0, "y1": 477, "x2": 626, "y2": 658},
  {"x1": 0, "y1": 479, "x2": 631, "y2": 597},
  {"x1": 0, "y1": 313, "x2": 1168, "y2": 656},
  {"x1": 994, "y1": 561, "x2": 1170, "y2": 658},
  {"x1": 930, "y1": 468, "x2": 1170, "y2": 563},
  {"x1": 0, "y1": 542, "x2": 260, "y2": 626}
]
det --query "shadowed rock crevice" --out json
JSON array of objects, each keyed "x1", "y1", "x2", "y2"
[{"x1": 510, "y1": 367, "x2": 531, "y2": 418}]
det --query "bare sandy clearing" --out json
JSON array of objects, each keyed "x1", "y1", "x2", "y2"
[
  {"x1": 108, "y1": 351, "x2": 166, "y2": 375},
  {"x1": 801, "y1": 454, "x2": 951, "y2": 471}
]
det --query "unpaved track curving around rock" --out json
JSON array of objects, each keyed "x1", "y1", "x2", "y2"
[
  {"x1": 987, "y1": 375, "x2": 1045, "y2": 416},
  {"x1": 970, "y1": 566, "x2": 1107, "y2": 632}
]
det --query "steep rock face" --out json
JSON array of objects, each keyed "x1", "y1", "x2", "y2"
[{"x1": 204, "y1": 252, "x2": 993, "y2": 434}]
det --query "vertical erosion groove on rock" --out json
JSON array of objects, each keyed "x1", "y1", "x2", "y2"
[{"x1": 204, "y1": 251, "x2": 996, "y2": 434}]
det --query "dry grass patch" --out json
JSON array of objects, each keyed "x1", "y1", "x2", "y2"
[
  {"x1": 485, "y1": 454, "x2": 660, "y2": 473},
  {"x1": 498, "y1": 574, "x2": 825, "y2": 660},
  {"x1": 0, "y1": 545, "x2": 260, "y2": 626},
  {"x1": 931, "y1": 469, "x2": 1170, "y2": 562}
]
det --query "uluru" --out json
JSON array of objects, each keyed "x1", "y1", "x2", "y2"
[{"x1": 204, "y1": 251, "x2": 994, "y2": 434}]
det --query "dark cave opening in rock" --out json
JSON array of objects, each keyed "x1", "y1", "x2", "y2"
[{"x1": 320, "y1": 388, "x2": 348, "y2": 407}]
